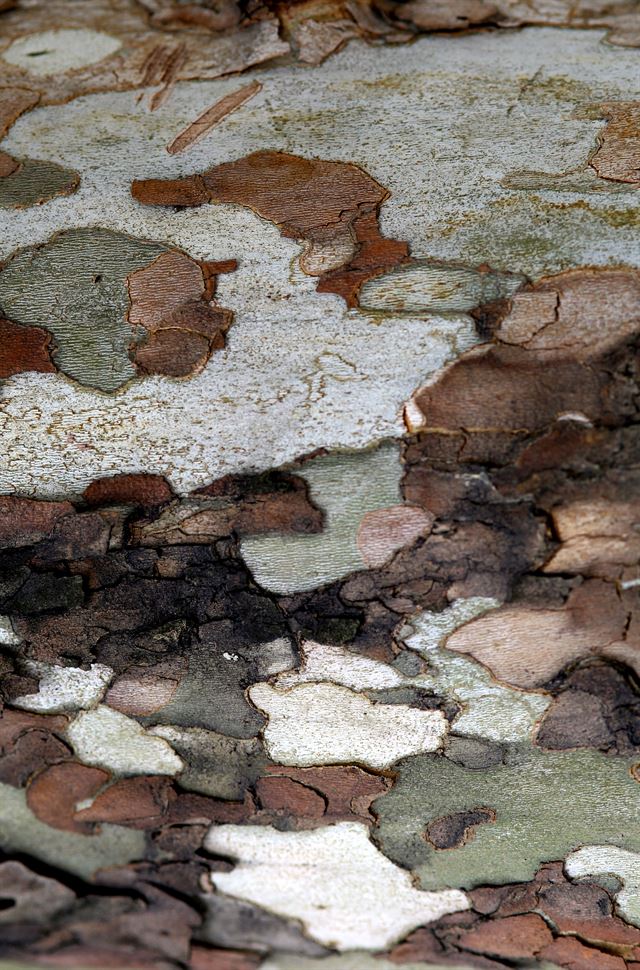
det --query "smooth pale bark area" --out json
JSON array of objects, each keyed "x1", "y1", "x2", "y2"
[{"x1": 0, "y1": 2, "x2": 639, "y2": 970}]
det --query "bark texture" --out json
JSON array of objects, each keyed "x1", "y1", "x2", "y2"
[{"x1": 0, "y1": 1, "x2": 639, "y2": 969}]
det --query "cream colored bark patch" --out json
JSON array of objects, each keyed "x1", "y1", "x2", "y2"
[
  {"x1": 12, "y1": 661, "x2": 112, "y2": 714},
  {"x1": 249, "y1": 681, "x2": 447, "y2": 769},
  {"x1": 1, "y1": 30, "x2": 122, "y2": 76},
  {"x1": 275, "y1": 640, "x2": 407, "y2": 691},
  {"x1": 67, "y1": 704, "x2": 184, "y2": 776},
  {"x1": 359, "y1": 263, "x2": 523, "y2": 313},
  {"x1": 205, "y1": 821, "x2": 469, "y2": 950},
  {"x1": 565, "y1": 846, "x2": 640, "y2": 928}
]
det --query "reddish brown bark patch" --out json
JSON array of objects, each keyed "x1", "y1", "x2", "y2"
[
  {"x1": 255, "y1": 775, "x2": 327, "y2": 818},
  {"x1": 389, "y1": 861, "x2": 640, "y2": 967},
  {"x1": 0, "y1": 710, "x2": 71, "y2": 788},
  {"x1": 540, "y1": 936, "x2": 627, "y2": 970},
  {"x1": 392, "y1": 0, "x2": 499, "y2": 32},
  {"x1": 167, "y1": 80, "x2": 262, "y2": 154},
  {"x1": 132, "y1": 150, "x2": 410, "y2": 306},
  {"x1": 27, "y1": 762, "x2": 109, "y2": 834},
  {"x1": 458, "y1": 914, "x2": 553, "y2": 959},
  {"x1": 83, "y1": 473, "x2": 174, "y2": 509},
  {"x1": 0, "y1": 87, "x2": 39, "y2": 140},
  {"x1": 0, "y1": 316, "x2": 55, "y2": 379},
  {"x1": 0, "y1": 150, "x2": 19, "y2": 177},
  {"x1": 263, "y1": 763, "x2": 391, "y2": 825},
  {"x1": 132, "y1": 471, "x2": 323, "y2": 545},
  {"x1": 128, "y1": 250, "x2": 235, "y2": 378},
  {"x1": 73, "y1": 775, "x2": 173, "y2": 829}
]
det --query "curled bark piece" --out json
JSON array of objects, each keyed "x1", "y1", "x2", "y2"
[{"x1": 167, "y1": 80, "x2": 262, "y2": 154}]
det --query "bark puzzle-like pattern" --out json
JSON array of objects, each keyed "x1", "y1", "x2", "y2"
[{"x1": 1, "y1": 1, "x2": 640, "y2": 969}]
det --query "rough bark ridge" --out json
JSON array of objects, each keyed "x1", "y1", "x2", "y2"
[{"x1": 0, "y1": 1, "x2": 639, "y2": 969}]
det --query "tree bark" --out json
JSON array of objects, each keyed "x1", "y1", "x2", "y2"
[{"x1": 0, "y1": 2, "x2": 639, "y2": 968}]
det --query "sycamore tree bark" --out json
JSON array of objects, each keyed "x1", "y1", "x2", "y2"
[{"x1": 0, "y1": 2, "x2": 639, "y2": 969}]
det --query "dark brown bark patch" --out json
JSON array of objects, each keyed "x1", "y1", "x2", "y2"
[{"x1": 425, "y1": 807, "x2": 496, "y2": 850}]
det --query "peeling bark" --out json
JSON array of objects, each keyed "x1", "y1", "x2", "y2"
[{"x1": 1, "y1": 1, "x2": 640, "y2": 968}]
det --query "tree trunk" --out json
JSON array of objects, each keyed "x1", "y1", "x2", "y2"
[{"x1": 0, "y1": 1, "x2": 639, "y2": 968}]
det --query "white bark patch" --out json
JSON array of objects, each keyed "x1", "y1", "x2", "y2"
[
  {"x1": 1, "y1": 30, "x2": 122, "y2": 76},
  {"x1": 275, "y1": 640, "x2": 408, "y2": 691},
  {"x1": 67, "y1": 704, "x2": 184, "y2": 776},
  {"x1": 205, "y1": 821, "x2": 469, "y2": 950},
  {"x1": 565, "y1": 846, "x2": 640, "y2": 928},
  {"x1": 0, "y1": 615, "x2": 20, "y2": 646},
  {"x1": 249, "y1": 681, "x2": 447, "y2": 769},
  {"x1": 12, "y1": 661, "x2": 112, "y2": 714}
]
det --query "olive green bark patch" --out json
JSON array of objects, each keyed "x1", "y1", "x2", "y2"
[
  {"x1": 0, "y1": 158, "x2": 79, "y2": 209},
  {"x1": 149, "y1": 725, "x2": 269, "y2": 800},
  {"x1": 0, "y1": 228, "x2": 167, "y2": 392},
  {"x1": 373, "y1": 745, "x2": 640, "y2": 891}
]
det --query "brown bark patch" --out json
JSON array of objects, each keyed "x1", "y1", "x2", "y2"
[
  {"x1": 393, "y1": 0, "x2": 499, "y2": 31},
  {"x1": 74, "y1": 775, "x2": 173, "y2": 828},
  {"x1": 263, "y1": 763, "x2": 391, "y2": 824},
  {"x1": 190, "y1": 947, "x2": 262, "y2": 970},
  {"x1": 457, "y1": 914, "x2": 553, "y2": 959},
  {"x1": 83, "y1": 473, "x2": 174, "y2": 509},
  {"x1": 0, "y1": 316, "x2": 55, "y2": 379},
  {"x1": 132, "y1": 150, "x2": 410, "y2": 306},
  {"x1": 167, "y1": 80, "x2": 262, "y2": 154},
  {"x1": 590, "y1": 102, "x2": 640, "y2": 184},
  {"x1": 26, "y1": 761, "x2": 110, "y2": 834},
  {"x1": 536, "y1": 662, "x2": 640, "y2": 756},
  {"x1": 0, "y1": 150, "x2": 19, "y2": 177},
  {"x1": 127, "y1": 249, "x2": 235, "y2": 378},
  {"x1": 425, "y1": 807, "x2": 496, "y2": 850},
  {"x1": 540, "y1": 936, "x2": 627, "y2": 970}
]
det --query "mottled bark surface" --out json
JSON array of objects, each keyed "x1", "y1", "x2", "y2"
[{"x1": 0, "y1": 2, "x2": 639, "y2": 969}]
